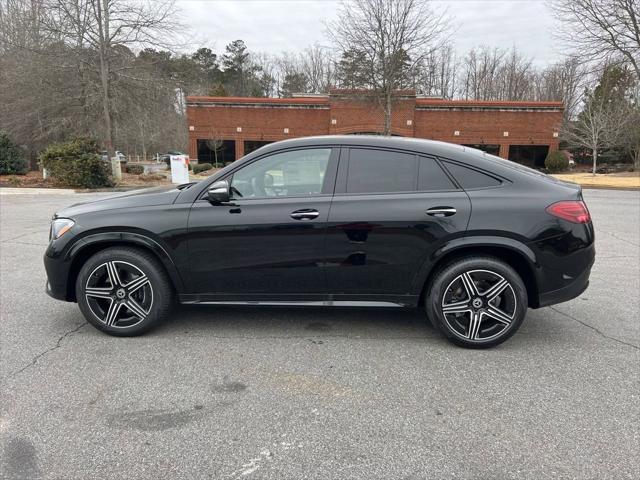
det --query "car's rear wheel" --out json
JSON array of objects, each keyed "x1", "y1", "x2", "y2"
[
  {"x1": 76, "y1": 247, "x2": 174, "y2": 336},
  {"x1": 426, "y1": 256, "x2": 527, "y2": 348}
]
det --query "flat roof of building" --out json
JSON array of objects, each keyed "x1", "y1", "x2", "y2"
[{"x1": 186, "y1": 95, "x2": 563, "y2": 111}]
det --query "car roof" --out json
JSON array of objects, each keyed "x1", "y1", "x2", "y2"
[
  {"x1": 247, "y1": 135, "x2": 571, "y2": 188},
  {"x1": 256, "y1": 135, "x2": 468, "y2": 158},
  {"x1": 183, "y1": 135, "x2": 578, "y2": 202}
]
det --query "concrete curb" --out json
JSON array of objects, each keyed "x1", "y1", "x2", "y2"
[
  {"x1": 0, "y1": 186, "x2": 145, "y2": 195},
  {"x1": 580, "y1": 186, "x2": 640, "y2": 192},
  {"x1": 0, "y1": 187, "x2": 78, "y2": 195}
]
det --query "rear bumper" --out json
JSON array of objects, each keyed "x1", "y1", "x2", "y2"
[{"x1": 537, "y1": 257, "x2": 593, "y2": 308}]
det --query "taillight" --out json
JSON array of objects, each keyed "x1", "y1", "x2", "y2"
[{"x1": 546, "y1": 200, "x2": 591, "y2": 224}]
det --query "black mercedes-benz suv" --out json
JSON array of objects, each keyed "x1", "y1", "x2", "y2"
[{"x1": 44, "y1": 136, "x2": 595, "y2": 348}]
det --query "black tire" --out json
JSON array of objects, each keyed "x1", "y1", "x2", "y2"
[
  {"x1": 426, "y1": 256, "x2": 527, "y2": 348},
  {"x1": 76, "y1": 247, "x2": 174, "y2": 336}
]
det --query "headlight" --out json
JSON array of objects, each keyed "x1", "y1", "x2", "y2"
[{"x1": 50, "y1": 218, "x2": 75, "y2": 240}]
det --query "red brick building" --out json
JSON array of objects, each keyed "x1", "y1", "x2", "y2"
[{"x1": 186, "y1": 90, "x2": 563, "y2": 167}]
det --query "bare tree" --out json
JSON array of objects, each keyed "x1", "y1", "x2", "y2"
[
  {"x1": 562, "y1": 89, "x2": 619, "y2": 175},
  {"x1": 299, "y1": 44, "x2": 335, "y2": 93},
  {"x1": 412, "y1": 42, "x2": 457, "y2": 98},
  {"x1": 535, "y1": 56, "x2": 587, "y2": 120},
  {"x1": 0, "y1": 0, "x2": 85, "y2": 159},
  {"x1": 250, "y1": 52, "x2": 278, "y2": 97},
  {"x1": 550, "y1": 0, "x2": 640, "y2": 77},
  {"x1": 44, "y1": 0, "x2": 182, "y2": 157},
  {"x1": 497, "y1": 47, "x2": 534, "y2": 100},
  {"x1": 460, "y1": 46, "x2": 505, "y2": 100},
  {"x1": 327, "y1": 0, "x2": 450, "y2": 134},
  {"x1": 207, "y1": 139, "x2": 224, "y2": 168}
]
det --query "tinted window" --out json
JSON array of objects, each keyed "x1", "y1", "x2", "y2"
[
  {"x1": 443, "y1": 161, "x2": 502, "y2": 189},
  {"x1": 418, "y1": 157, "x2": 456, "y2": 191},
  {"x1": 347, "y1": 148, "x2": 416, "y2": 193},
  {"x1": 231, "y1": 148, "x2": 331, "y2": 199}
]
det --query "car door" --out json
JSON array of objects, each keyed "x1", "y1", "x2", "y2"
[
  {"x1": 323, "y1": 147, "x2": 471, "y2": 300},
  {"x1": 187, "y1": 147, "x2": 338, "y2": 298}
]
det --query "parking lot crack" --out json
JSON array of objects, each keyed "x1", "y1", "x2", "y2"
[
  {"x1": 603, "y1": 231, "x2": 640, "y2": 248},
  {"x1": 7, "y1": 322, "x2": 88, "y2": 378},
  {"x1": 4, "y1": 240, "x2": 49, "y2": 246},
  {"x1": 550, "y1": 306, "x2": 639, "y2": 350}
]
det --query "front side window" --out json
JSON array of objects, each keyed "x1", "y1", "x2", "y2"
[
  {"x1": 230, "y1": 148, "x2": 332, "y2": 199},
  {"x1": 346, "y1": 148, "x2": 417, "y2": 194}
]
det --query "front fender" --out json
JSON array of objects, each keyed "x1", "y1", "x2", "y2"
[{"x1": 66, "y1": 231, "x2": 186, "y2": 293}]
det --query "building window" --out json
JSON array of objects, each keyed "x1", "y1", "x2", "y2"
[
  {"x1": 197, "y1": 139, "x2": 236, "y2": 166},
  {"x1": 244, "y1": 140, "x2": 273, "y2": 155},
  {"x1": 508, "y1": 145, "x2": 550, "y2": 168},
  {"x1": 462, "y1": 144, "x2": 500, "y2": 156}
]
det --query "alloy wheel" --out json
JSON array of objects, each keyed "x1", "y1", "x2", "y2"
[
  {"x1": 84, "y1": 261, "x2": 153, "y2": 328},
  {"x1": 441, "y1": 269, "x2": 517, "y2": 341}
]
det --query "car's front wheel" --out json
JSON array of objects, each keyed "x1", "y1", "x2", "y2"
[
  {"x1": 426, "y1": 256, "x2": 528, "y2": 348},
  {"x1": 76, "y1": 247, "x2": 174, "y2": 336}
]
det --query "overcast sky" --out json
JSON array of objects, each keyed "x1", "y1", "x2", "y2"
[{"x1": 179, "y1": 0, "x2": 562, "y2": 66}]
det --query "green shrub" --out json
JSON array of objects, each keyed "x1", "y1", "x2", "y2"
[
  {"x1": 193, "y1": 163, "x2": 213, "y2": 174},
  {"x1": 545, "y1": 151, "x2": 569, "y2": 173},
  {"x1": 40, "y1": 137, "x2": 113, "y2": 188},
  {"x1": 40, "y1": 137, "x2": 99, "y2": 161},
  {"x1": 127, "y1": 164, "x2": 145, "y2": 175},
  {"x1": 0, "y1": 131, "x2": 28, "y2": 175}
]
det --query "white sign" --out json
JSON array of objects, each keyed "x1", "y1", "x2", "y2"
[{"x1": 170, "y1": 155, "x2": 190, "y2": 184}]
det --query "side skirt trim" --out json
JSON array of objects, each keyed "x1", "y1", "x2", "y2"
[
  {"x1": 181, "y1": 300, "x2": 407, "y2": 308},
  {"x1": 179, "y1": 293, "x2": 418, "y2": 308}
]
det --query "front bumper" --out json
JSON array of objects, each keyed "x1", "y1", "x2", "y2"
[
  {"x1": 45, "y1": 279, "x2": 68, "y2": 301},
  {"x1": 44, "y1": 249, "x2": 73, "y2": 302}
]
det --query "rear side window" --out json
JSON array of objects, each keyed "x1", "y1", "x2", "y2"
[
  {"x1": 442, "y1": 161, "x2": 502, "y2": 189},
  {"x1": 346, "y1": 148, "x2": 416, "y2": 193},
  {"x1": 418, "y1": 157, "x2": 456, "y2": 191}
]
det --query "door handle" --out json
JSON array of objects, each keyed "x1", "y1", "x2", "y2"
[
  {"x1": 290, "y1": 209, "x2": 320, "y2": 220},
  {"x1": 426, "y1": 207, "x2": 457, "y2": 217}
]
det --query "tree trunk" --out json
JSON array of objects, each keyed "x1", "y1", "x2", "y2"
[
  {"x1": 592, "y1": 148, "x2": 597, "y2": 176},
  {"x1": 140, "y1": 121, "x2": 147, "y2": 161},
  {"x1": 99, "y1": 54, "x2": 113, "y2": 157},
  {"x1": 383, "y1": 88, "x2": 392, "y2": 136},
  {"x1": 98, "y1": 0, "x2": 114, "y2": 158}
]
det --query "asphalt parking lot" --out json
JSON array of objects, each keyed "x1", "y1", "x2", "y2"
[{"x1": 1, "y1": 188, "x2": 638, "y2": 480}]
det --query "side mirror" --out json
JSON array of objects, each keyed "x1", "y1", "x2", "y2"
[{"x1": 207, "y1": 180, "x2": 230, "y2": 204}]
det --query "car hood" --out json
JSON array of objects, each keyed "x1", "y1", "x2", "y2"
[{"x1": 56, "y1": 185, "x2": 182, "y2": 218}]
